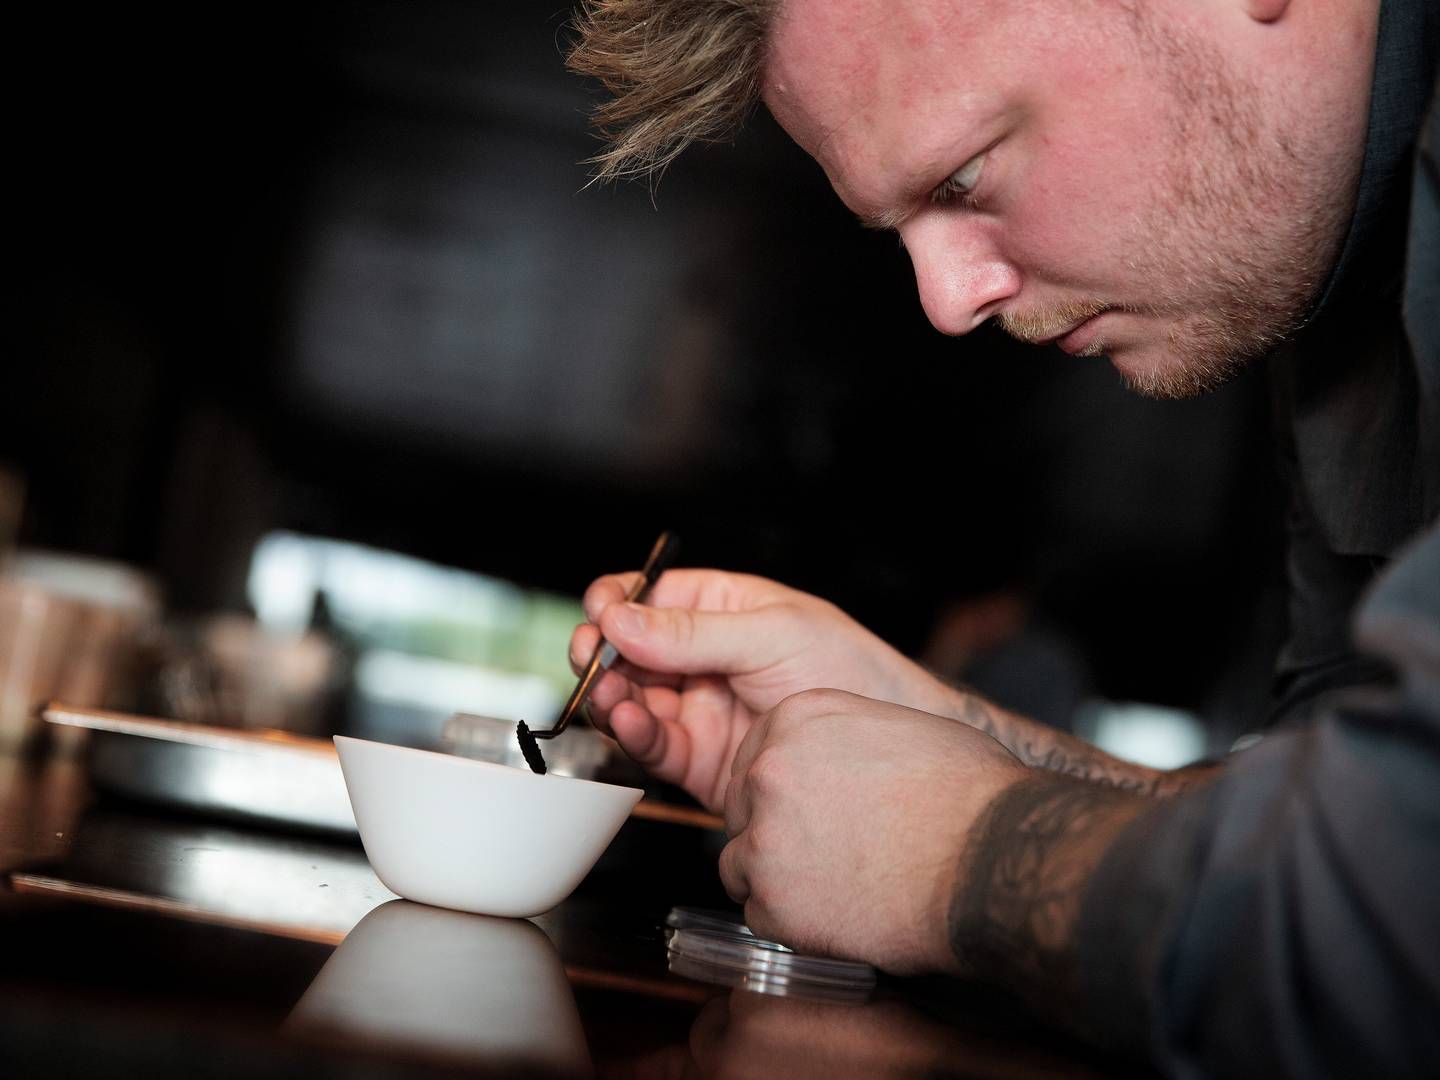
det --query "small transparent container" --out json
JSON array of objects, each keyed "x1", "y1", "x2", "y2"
[{"x1": 664, "y1": 906, "x2": 877, "y2": 1002}]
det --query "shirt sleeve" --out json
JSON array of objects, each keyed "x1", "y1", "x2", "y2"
[{"x1": 1074, "y1": 521, "x2": 1440, "y2": 1077}]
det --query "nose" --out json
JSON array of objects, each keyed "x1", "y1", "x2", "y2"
[{"x1": 900, "y1": 213, "x2": 1021, "y2": 336}]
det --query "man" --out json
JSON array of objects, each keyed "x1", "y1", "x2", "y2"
[{"x1": 565, "y1": 0, "x2": 1438, "y2": 1073}]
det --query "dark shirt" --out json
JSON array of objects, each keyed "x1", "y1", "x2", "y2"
[
  {"x1": 1076, "y1": 2, "x2": 1440, "y2": 1075},
  {"x1": 1270, "y1": 0, "x2": 1439, "y2": 724}
]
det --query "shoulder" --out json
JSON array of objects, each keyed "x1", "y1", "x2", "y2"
[{"x1": 1355, "y1": 521, "x2": 1440, "y2": 710}]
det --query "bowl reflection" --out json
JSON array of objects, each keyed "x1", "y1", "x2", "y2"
[{"x1": 289, "y1": 899, "x2": 590, "y2": 1074}]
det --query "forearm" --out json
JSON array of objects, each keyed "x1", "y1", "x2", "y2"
[
  {"x1": 952, "y1": 526, "x2": 1440, "y2": 1071},
  {"x1": 945, "y1": 772, "x2": 1149, "y2": 1023},
  {"x1": 929, "y1": 679, "x2": 1217, "y2": 797}
]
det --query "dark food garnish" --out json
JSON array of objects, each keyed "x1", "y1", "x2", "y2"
[{"x1": 516, "y1": 719, "x2": 547, "y2": 775}]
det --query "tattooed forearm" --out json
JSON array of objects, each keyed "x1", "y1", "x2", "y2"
[
  {"x1": 946, "y1": 689, "x2": 1217, "y2": 797},
  {"x1": 948, "y1": 773, "x2": 1146, "y2": 1015},
  {"x1": 1010, "y1": 736, "x2": 1217, "y2": 797}
]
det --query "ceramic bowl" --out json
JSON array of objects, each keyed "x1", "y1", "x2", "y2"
[{"x1": 334, "y1": 735, "x2": 642, "y2": 917}]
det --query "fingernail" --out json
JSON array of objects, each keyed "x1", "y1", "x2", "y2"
[{"x1": 612, "y1": 603, "x2": 648, "y2": 637}]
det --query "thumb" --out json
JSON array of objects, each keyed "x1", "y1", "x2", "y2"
[{"x1": 598, "y1": 602, "x2": 789, "y2": 677}]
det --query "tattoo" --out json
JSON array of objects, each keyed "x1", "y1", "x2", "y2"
[
  {"x1": 949, "y1": 687, "x2": 1215, "y2": 798},
  {"x1": 948, "y1": 774, "x2": 1143, "y2": 1013}
]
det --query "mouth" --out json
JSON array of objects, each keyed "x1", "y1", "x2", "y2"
[
  {"x1": 1052, "y1": 311, "x2": 1109, "y2": 356},
  {"x1": 1002, "y1": 304, "x2": 1112, "y2": 354}
]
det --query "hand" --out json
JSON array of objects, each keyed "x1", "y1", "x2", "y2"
[
  {"x1": 718, "y1": 689, "x2": 1027, "y2": 974},
  {"x1": 572, "y1": 567, "x2": 1200, "y2": 811},
  {"x1": 570, "y1": 570, "x2": 952, "y2": 812}
]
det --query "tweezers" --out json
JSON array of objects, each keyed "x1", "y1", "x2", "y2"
[{"x1": 532, "y1": 530, "x2": 680, "y2": 741}]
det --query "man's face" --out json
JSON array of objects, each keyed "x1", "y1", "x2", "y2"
[{"x1": 762, "y1": 0, "x2": 1364, "y2": 398}]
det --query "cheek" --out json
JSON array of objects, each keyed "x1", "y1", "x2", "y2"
[
  {"x1": 1003, "y1": 136, "x2": 1152, "y2": 289},
  {"x1": 1002, "y1": 40, "x2": 1174, "y2": 290}
]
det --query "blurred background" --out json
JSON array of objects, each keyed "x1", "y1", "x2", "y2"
[{"x1": 6, "y1": 0, "x2": 1288, "y2": 769}]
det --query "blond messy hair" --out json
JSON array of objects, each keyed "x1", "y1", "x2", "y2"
[{"x1": 567, "y1": 0, "x2": 779, "y2": 182}]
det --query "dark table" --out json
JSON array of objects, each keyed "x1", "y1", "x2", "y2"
[{"x1": 0, "y1": 751, "x2": 1143, "y2": 1078}]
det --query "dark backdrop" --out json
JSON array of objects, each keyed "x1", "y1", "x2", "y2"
[{"x1": 9, "y1": 0, "x2": 1287, "y2": 736}]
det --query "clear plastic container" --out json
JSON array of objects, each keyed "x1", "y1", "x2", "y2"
[
  {"x1": 665, "y1": 907, "x2": 876, "y2": 1002},
  {"x1": 666, "y1": 906, "x2": 765, "y2": 940}
]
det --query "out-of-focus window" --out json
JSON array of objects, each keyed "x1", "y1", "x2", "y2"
[{"x1": 248, "y1": 532, "x2": 582, "y2": 745}]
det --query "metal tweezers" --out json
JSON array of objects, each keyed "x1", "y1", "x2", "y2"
[{"x1": 531, "y1": 530, "x2": 680, "y2": 740}]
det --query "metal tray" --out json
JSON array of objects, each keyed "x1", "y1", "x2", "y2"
[
  {"x1": 43, "y1": 705, "x2": 727, "y2": 836},
  {"x1": 44, "y1": 705, "x2": 359, "y2": 836}
]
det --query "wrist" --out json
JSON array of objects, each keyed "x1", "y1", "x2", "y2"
[
  {"x1": 930, "y1": 678, "x2": 1031, "y2": 750},
  {"x1": 861, "y1": 638, "x2": 960, "y2": 718},
  {"x1": 934, "y1": 682, "x2": 1215, "y2": 799},
  {"x1": 945, "y1": 772, "x2": 1148, "y2": 1005}
]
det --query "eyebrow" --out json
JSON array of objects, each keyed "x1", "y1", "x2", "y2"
[
  {"x1": 852, "y1": 131, "x2": 997, "y2": 234},
  {"x1": 858, "y1": 205, "x2": 914, "y2": 232},
  {"x1": 855, "y1": 168, "x2": 944, "y2": 232}
]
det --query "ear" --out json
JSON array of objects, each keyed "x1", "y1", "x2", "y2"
[{"x1": 1244, "y1": 0, "x2": 1291, "y2": 23}]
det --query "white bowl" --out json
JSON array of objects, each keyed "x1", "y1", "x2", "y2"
[{"x1": 334, "y1": 735, "x2": 642, "y2": 918}]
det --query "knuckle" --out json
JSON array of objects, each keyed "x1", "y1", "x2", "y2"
[
  {"x1": 589, "y1": 674, "x2": 620, "y2": 710},
  {"x1": 744, "y1": 816, "x2": 776, "y2": 858},
  {"x1": 718, "y1": 843, "x2": 746, "y2": 900},
  {"x1": 770, "y1": 692, "x2": 809, "y2": 725},
  {"x1": 722, "y1": 776, "x2": 743, "y2": 825},
  {"x1": 805, "y1": 687, "x2": 852, "y2": 710},
  {"x1": 670, "y1": 606, "x2": 697, "y2": 648},
  {"x1": 746, "y1": 747, "x2": 787, "y2": 792},
  {"x1": 773, "y1": 686, "x2": 842, "y2": 723},
  {"x1": 768, "y1": 599, "x2": 801, "y2": 627}
]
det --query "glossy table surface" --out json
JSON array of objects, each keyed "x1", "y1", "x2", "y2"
[{"x1": 0, "y1": 751, "x2": 1145, "y2": 1078}]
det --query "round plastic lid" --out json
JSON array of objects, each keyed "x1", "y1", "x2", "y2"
[
  {"x1": 665, "y1": 906, "x2": 767, "y2": 941},
  {"x1": 664, "y1": 908, "x2": 876, "y2": 1001}
]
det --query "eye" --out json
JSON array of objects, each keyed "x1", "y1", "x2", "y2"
[{"x1": 932, "y1": 153, "x2": 987, "y2": 209}]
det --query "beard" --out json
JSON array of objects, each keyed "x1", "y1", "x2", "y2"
[{"x1": 1004, "y1": 6, "x2": 1356, "y2": 401}]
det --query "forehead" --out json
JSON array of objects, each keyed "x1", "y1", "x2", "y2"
[{"x1": 763, "y1": 0, "x2": 1022, "y2": 198}]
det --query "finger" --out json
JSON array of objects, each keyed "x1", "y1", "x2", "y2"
[
  {"x1": 584, "y1": 666, "x2": 654, "y2": 735},
  {"x1": 717, "y1": 835, "x2": 751, "y2": 903},
  {"x1": 728, "y1": 702, "x2": 776, "y2": 783},
  {"x1": 580, "y1": 672, "x2": 625, "y2": 738},
  {"x1": 721, "y1": 715, "x2": 775, "y2": 837},
  {"x1": 725, "y1": 692, "x2": 816, "y2": 833},
  {"x1": 587, "y1": 671, "x2": 681, "y2": 737},
  {"x1": 584, "y1": 669, "x2": 629, "y2": 716},
  {"x1": 583, "y1": 567, "x2": 740, "y2": 623},
  {"x1": 597, "y1": 602, "x2": 795, "y2": 678},
  {"x1": 606, "y1": 699, "x2": 664, "y2": 764},
  {"x1": 668, "y1": 676, "x2": 752, "y2": 811},
  {"x1": 586, "y1": 568, "x2": 788, "y2": 623},
  {"x1": 569, "y1": 622, "x2": 681, "y2": 689},
  {"x1": 723, "y1": 772, "x2": 752, "y2": 839},
  {"x1": 638, "y1": 683, "x2": 682, "y2": 726},
  {"x1": 609, "y1": 699, "x2": 693, "y2": 788},
  {"x1": 568, "y1": 621, "x2": 602, "y2": 673},
  {"x1": 582, "y1": 573, "x2": 644, "y2": 623}
]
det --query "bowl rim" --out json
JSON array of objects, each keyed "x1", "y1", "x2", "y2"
[{"x1": 333, "y1": 734, "x2": 644, "y2": 797}]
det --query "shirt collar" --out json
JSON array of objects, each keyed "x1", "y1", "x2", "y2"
[{"x1": 1307, "y1": 0, "x2": 1439, "y2": 321}]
